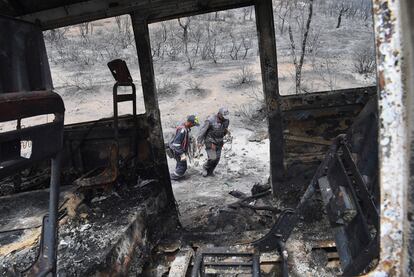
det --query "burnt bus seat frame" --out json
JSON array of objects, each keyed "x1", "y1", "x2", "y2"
[
  {"x1": 253, "y1": 98, "x2": 379, "y2": 276},
  {"x1": 73, "y1": 59, "x2": 139, "y2": 191},
  {"x1": 0, "y1": 91, "x2": 65, "y2": 276}
]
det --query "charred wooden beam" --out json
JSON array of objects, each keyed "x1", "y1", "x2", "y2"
[{"x1": 254, "y1": 0, "x2": 284, "y2": 194}]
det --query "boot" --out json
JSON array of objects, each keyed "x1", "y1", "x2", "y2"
[
  {"x1": 170, "y1": 172, "x2": 180, "y2": 180},
  {"x1": 202, "y1": 168, "x2": 208, "y2": 177}
]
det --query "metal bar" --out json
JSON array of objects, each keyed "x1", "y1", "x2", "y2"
[
  {"x1": 45, "y1": 151, "x2": 62, "y2": 274},
  {"x1": 131, "y1": 83, "x2": 137, "y2": 119},
  {"x1": 203, "y1": 262, "x2": 253, "y2": 267},
  {"x1": 342, "y1": 236, "x2": 379, "y2": 276},
  {"x1": 401, "y1": 1, "x2": 414, "y2": 273},
  {"x1": 200, "y1": 256, "x2": 205, "y2": 277},
  {"x1": 0, "y1": 91, "x2": 64, "y2": 122},
  {"x1": 0, "y1": 121, "x2": 62, "y2": 142},
  {"x1": 276, "y1": 241, "x2": 288, "y2": 277},
  {"x1": 341, "y1": 144, "x2": 379, "y2": 223},
  {"x1": 254, "y1": 0, "x2": 284, "y2": 193},
  {"x1": 203, "y1": 252, "x2": 254, "y2": 256},
  {"x1": 4, "y1": 93, "x2": 66, "y2": 276},
  {"x1": 131, "y1": 83, "x2": 138, "y2": 162},
  {"x1": 252, "y1": 254, "x2": 261, "y2": 277},
  {"x1": 336, "y1": 155, "x2": 371, "y2": 238},
  {"x1": 113, "y1": 82, "x2": 120, "y2": 164},
  {"x1": 253, "y1": 136, "x2": 344, "y2": 251},
  {"x1": 192, "y1": 248, "x2": 261, "y2": 277},
  {"x1": 131, "y1": 16, "x2": 177, "y2": 210},
  {"x1": 372, "y1": 0, "x2": 406, "y2": 275},
  {"x1": 191, "y1": 252, "x2": 204, "y2": 277},
  {"x1": 115, "y1": 94, "x2": 134, "y2": 102},
  {"x1": 112, "y1": 80, "x2": 137, "y2": 159}
]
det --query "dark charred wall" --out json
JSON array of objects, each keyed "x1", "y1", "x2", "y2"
[
  {"x1": 61, "y1": 113, "x2": 176, "y2": 209},
  {"x1": 63, "y1": 114, "x2": 170, "y2": 183},
  {"x1": 281, "y1": 86, "x2": 376, "y2": 165},
  {"x1": 0, "y1": 16, "x2": 52, "y2": 93}
]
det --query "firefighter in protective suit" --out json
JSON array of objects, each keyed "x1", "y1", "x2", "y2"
[
  {"x1": 197, "y1": 107, "x2": 230, "y2": 177},
  {"x1": 169, "y1": 115, "x2": 200, "y2": 180}
]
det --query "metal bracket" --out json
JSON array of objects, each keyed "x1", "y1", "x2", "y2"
[
  {"x1": 107, "y1": 59, "x2": 138, "y2": 166},
  {"x1": 191, "y1": 247, "x2": 260, "y2": 277}
]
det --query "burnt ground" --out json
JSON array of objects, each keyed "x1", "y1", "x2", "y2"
[
  {"x1": 0, "y1": 161, "x2": 340, "y2": 277},
  {"x1": 1, "y1": 118, "x2": 340, "y2": 277},
  {"x1": 131, "y1": 158, "x2": 339, "y2": 276},
  {"x1": 0, "y1": 181, "x2": 176, "y2": 276}
]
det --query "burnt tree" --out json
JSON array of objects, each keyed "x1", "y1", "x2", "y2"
[{"x1": 288, "y1": 0, "x2": 314, "y2": 94}]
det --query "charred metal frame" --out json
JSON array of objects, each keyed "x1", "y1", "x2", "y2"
[
  {"x1": 191, "y1": 247, "x2": 261, "y2": 277},
  {"x1": 0, "y1": 0, "x2": 413, "y2": 275},
  {"x1": 401, "y1": 1, "x2": 414, "y2": 275},
  {"x1": 128, "y1": 0, "x2": 284, "y2": 211},
  {"x1": 0, "y1": 91, "x2": 65, "y2": 276},
  {"x1": 10, "y1": 0, "x2": 285, "y2": 195},
  {"x1": 371, "y1": 0, "x2": 413, "y2": 275},
  {"x1": 254, "y1": 97, "x2": 380, "y2": 275},
  {"x1": 108, "y1": 59, "x2": 138, "y2": 163}
]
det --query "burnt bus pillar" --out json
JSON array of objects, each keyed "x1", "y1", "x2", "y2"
[
  {"x1": 255, "y1": 0, "x2": 285, "y2": 194},
  {"x1": 130, "y1": 14, "x2": 177, "y2": 211}
]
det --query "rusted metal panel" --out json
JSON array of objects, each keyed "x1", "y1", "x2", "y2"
[
  {"x1": 0, "y1": 91, "x2": 64, "y2": 122},
  {"x1": 401, "y1": 0, "x2": 414, "y2": 275},
  {"x1": 370, "y1": 0, "x2": 407, "y2": 276},
  {"x1": 280, "y1": 87, "x2": 376, "y2": 111},
  {"x1": 254, "y1": 98, "x2": 380, "y2": 275},
  {"x1": 0, "y1": 16, "x2": 52, "y2": 93},
  {"x1": 14, "y1": 0, "x2": 254, "y2": 30},
  {"x1": 63, "y1": 115, "x2": 157, "y2": 173},
  {"x1": 0, "y1": 112, "x2": 172, "y2": 194},
  {"x1": 282, "y1": 87, "x2": 376, "y2": 166}
]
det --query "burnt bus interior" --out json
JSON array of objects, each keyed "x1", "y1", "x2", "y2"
[{"x1": 0, "y1": 0, "x2": 412, "y2": 276}]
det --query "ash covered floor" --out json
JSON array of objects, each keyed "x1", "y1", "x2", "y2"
[
  {"x1": 0, "y1": 123, "x2": 341, "y2": 277},
  {"x1": 137, "y1": 168, "x2": 340, "y2": 276},
  {"x1": 159, "y1": 120, "x2": 340, "y2": 276},
  {"x1": 0, "y1": 182, "x2": 175, "y2": 276}
]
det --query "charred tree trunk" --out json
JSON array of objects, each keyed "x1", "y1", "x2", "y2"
[
  {"x1": 288, "y1": 0, "x2": 313, "y2": 94},
  {"x1": 178, "y1": 18, "x2": 190, "y2": 55},
  {"x1": 336, "y1": 6, "x2": 348, "y2": 28}
]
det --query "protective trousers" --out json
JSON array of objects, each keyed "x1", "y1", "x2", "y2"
[
  {"x1": 171, "y1": 153, "x2": 187, "y2": 180},
  {"x1": 203, "y1": 145, "x2": 222, "y2": 174}
]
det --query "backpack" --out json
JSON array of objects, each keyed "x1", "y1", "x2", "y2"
[{"x1": 165, "y1": 125, "x2": 187, "y2": 158}]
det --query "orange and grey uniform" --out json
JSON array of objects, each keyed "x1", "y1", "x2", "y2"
[
  {"x1": 170, "y1": 125, "x2": 190, "y2": 179},
  {"x1": 197, "y1": 114, "x2": 230, "y2": 174}
]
